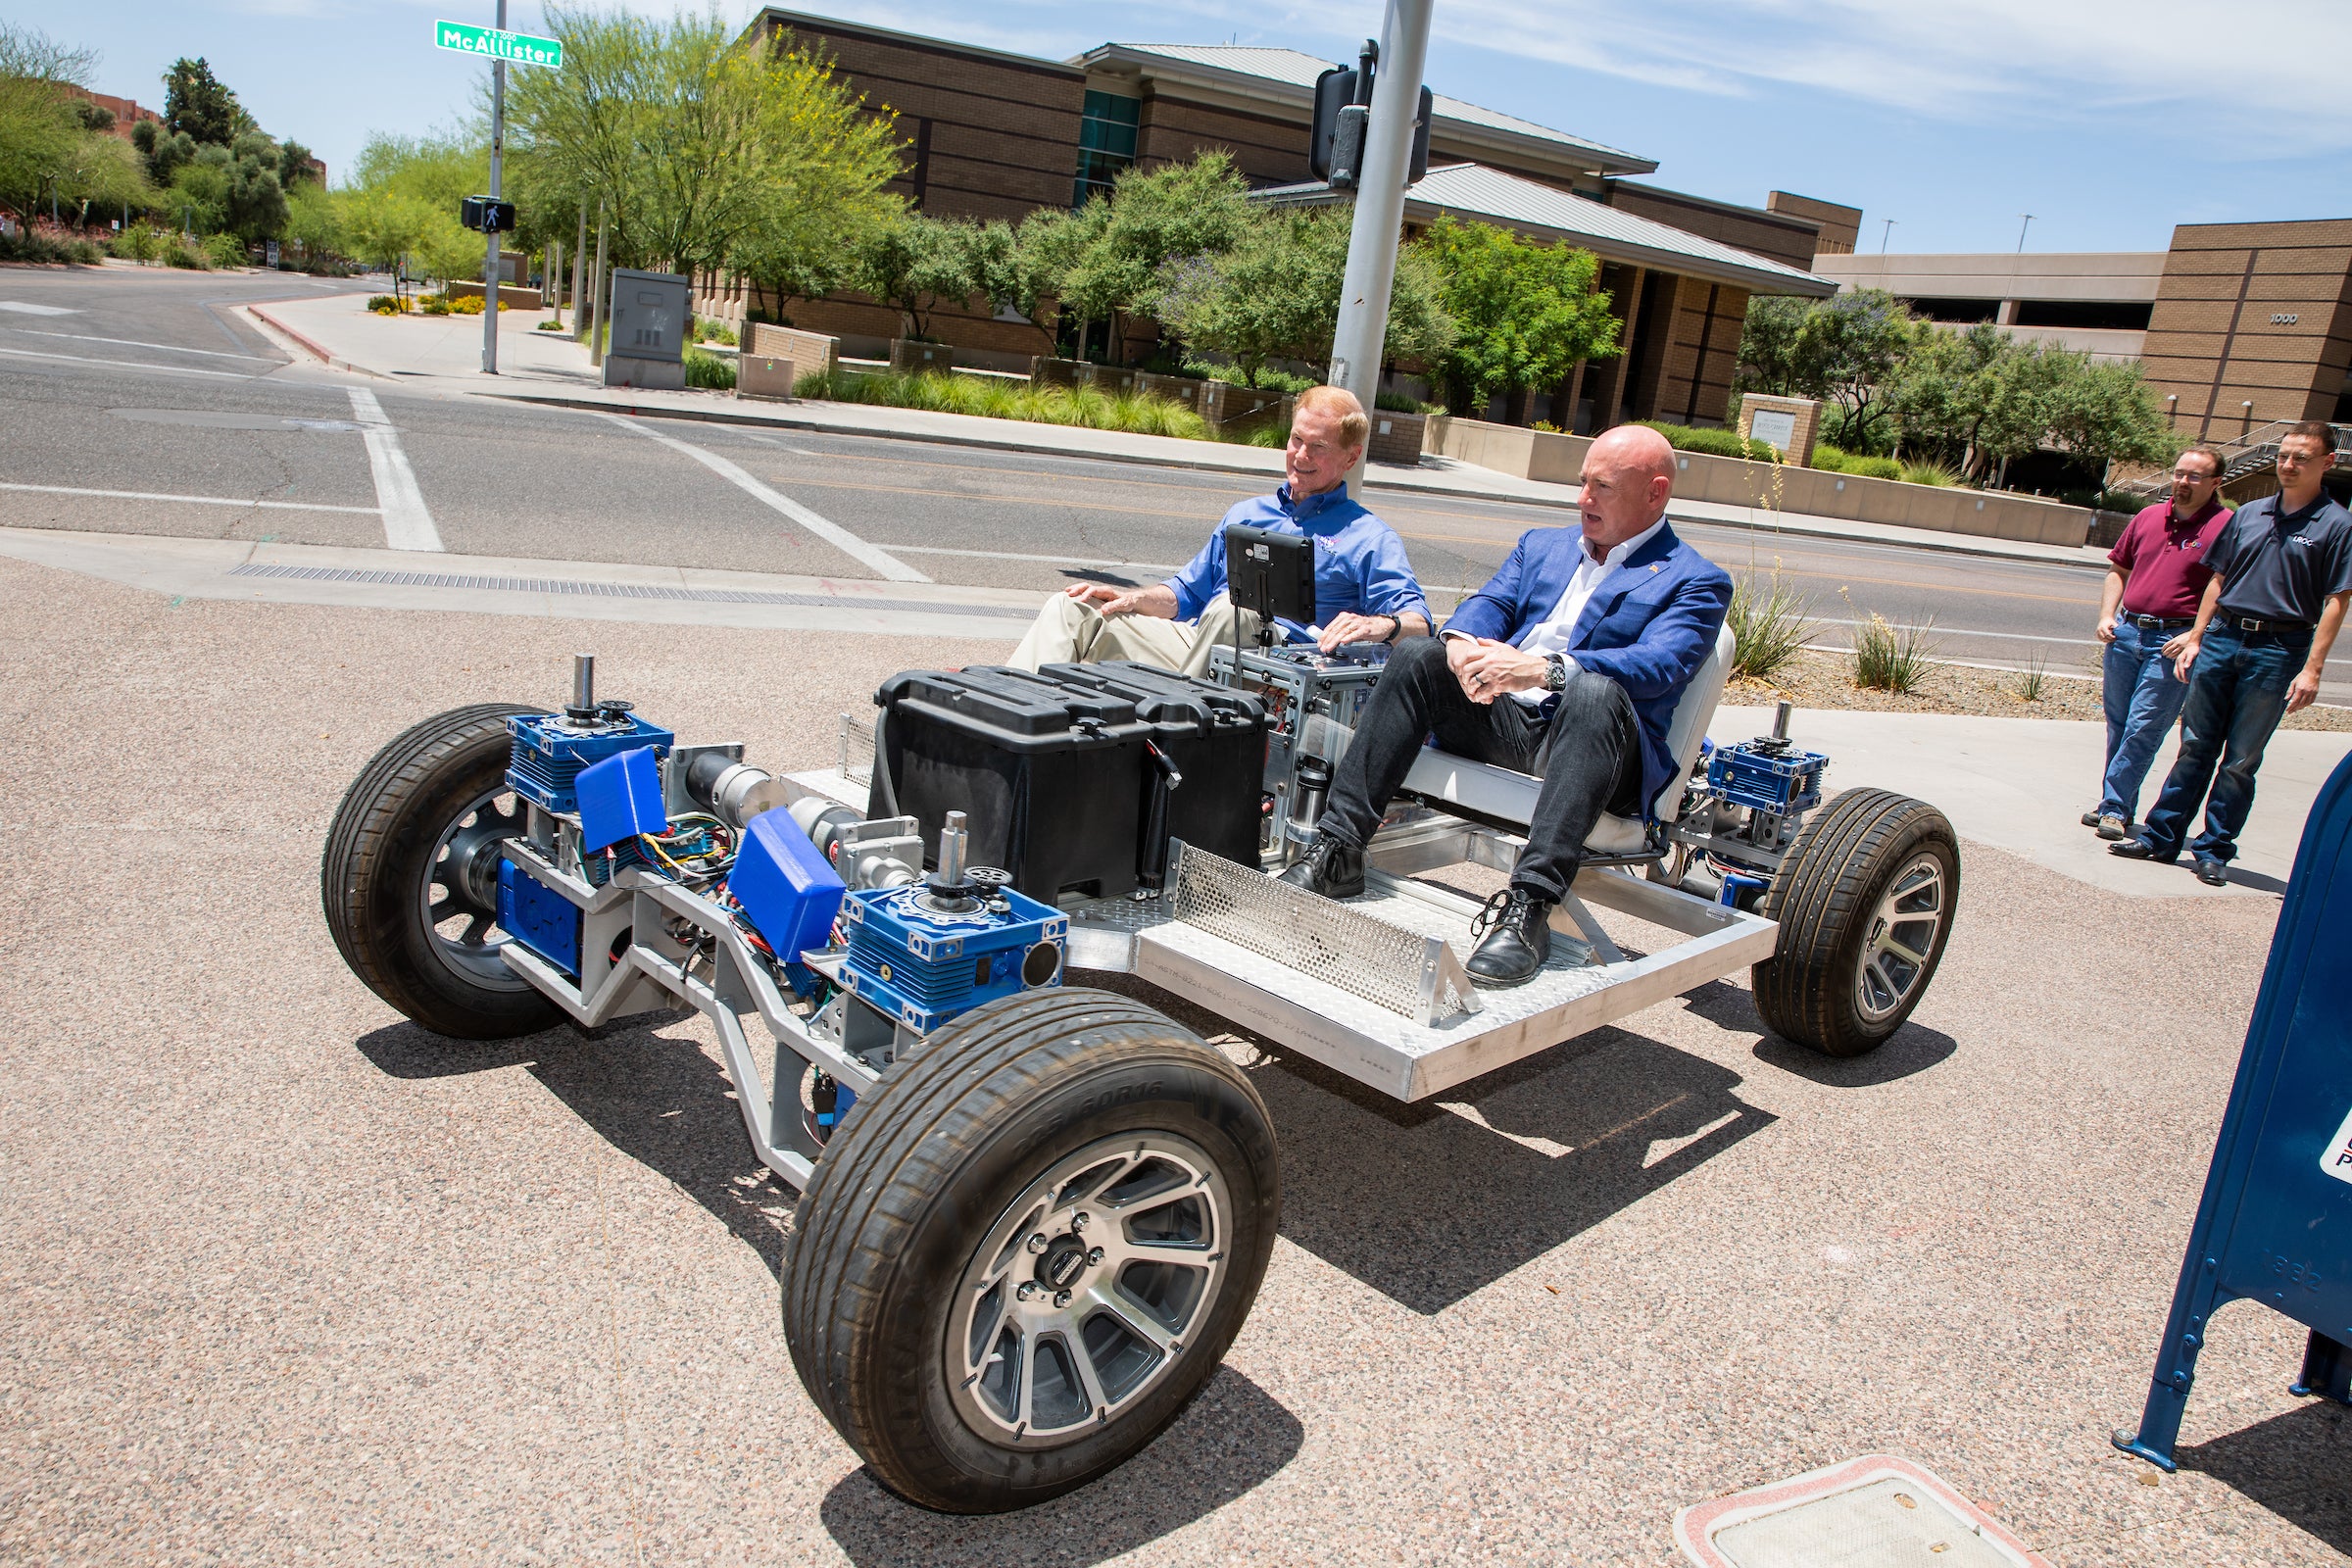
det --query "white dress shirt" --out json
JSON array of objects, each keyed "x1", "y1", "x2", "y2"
[{"x1": 1444, "y1": 514, "x2": 1668, "y2": 705}]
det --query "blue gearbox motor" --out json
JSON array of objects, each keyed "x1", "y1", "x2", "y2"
[
  {"x1": 1705, "y1": 735, "x2": 1827, "y2": 817},
  {"x1": 506, "y1": 707, "x2": 675, "y2": 813},
  {"x1": 837, "y1": 879, "x2": 1067, "y2": 1033}
]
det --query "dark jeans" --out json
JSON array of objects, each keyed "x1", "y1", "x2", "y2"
[
  {"x1": 2097, "y1": 618, "x2": 2192, "y2": 821},
  {"x1": 2137, "y1": 621, "x2": 2309, "y2": 863},
  {"x1": 1316, "y1": 635, "x2": 1643, "y2": 901}
]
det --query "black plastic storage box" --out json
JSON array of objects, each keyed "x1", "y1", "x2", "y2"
[{"x1": 871, "y1": 664, "x2": 1267, "y2": 902}]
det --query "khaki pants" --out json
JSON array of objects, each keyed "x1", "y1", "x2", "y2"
[{"x1": 1006, "y1": 592, "x2": 1266, "y2": 679}]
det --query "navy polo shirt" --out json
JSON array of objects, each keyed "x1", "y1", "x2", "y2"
[{"x1": 2206, "y1": 490, "x2": 2352, "y2": 626}]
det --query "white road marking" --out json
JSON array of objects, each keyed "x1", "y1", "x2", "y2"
[
  {"x1": 894, "y1": 543, "x2": 1184, "y2": 573},
  {"x1": 0, "y1": 301, "x2": 75, "y2": 316},
  {"x1": 346, "y1": 387, "x2": 443, "y2": 552},
  {"x1": 0, "y1": 326, "x2": 275, "y2": 362},
  {"x1": 0, "y1": 345, "x2": 253, "y2": 378},
  {"x1": 596, "y1": 413, "x2": 927, "y2": 582},
  {"x1": 0, "y1": 481, "x2": 379, "y2": 514}
]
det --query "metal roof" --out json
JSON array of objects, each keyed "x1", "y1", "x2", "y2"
[
  {"x1": 1257, "y1": 163, "x2": 1838, "y2": 298},
  {"x1": 1073, "y1": 43, "x2": 1656, "y2": 176}
]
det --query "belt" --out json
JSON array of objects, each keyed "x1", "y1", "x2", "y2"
[
  {"x1": 2122, "y1": 613, "x2": 2194, "y2": 631},
  {"x1": 2224, "y1": 613, "x2": 2313, "y2": 635}
]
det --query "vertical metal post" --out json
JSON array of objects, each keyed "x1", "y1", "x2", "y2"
[
  {"x1": 548, "y1": 240, "x2": 563, "y2": 328},
  {"x1": 1327, "y1": 0, "x2": 1432, "y2": 491},
  {"x1": 482, "y1": 0, "x2": 508, "y2": 374},
  {"x1": 588, "y1": 205, "x2": 609, "y2": 367},
  {"x1": 571, "y1": 201, "x2": 589, "y2": 341}
]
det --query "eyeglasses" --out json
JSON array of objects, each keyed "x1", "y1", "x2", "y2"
[{"x1": 2169, "y1": 468, "x2": 2218, "y2": 481}]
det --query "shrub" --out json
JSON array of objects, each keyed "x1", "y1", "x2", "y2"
[
  {"x1": 367, "y1": 294, "x2": 406, "y2": 316},
  {"x1": 692, "y1": 318, "x2": 738, "y2": 345},
  {"x1": 1638, "y1": 419, "x2": 1776, "y2": 463},
  {"x1": 202, "y1": 233, "x2": 246, "y2": 270},
  {"x1": 684, "y1": 348, "x2": 736, "y2": 390},
  {"x1": 0, "y1": 227, "x2": 104, "y2": 266},
  {"x1": 162, "y1": 239, "x2": 211, "y2": 270},
  {"x1": 534, "y1": 319, "x2": 566, "y2": 331},
  {"x1": 1851, "y1": 612, "x2": 1939, "y2": 693},
  {"x1": 2095, "y1": 486, "x2": 2151, "y2": 514},
  {"x1": 793, "y1": 368, "x2": 1208, "y2": 438},
  {"x1": 1814, "y1": 444, "x2": 1900, "y2": 480},
  {"x1": 1727, "y1": 569, "x2": 1817, "y2": 681},
  {"x1": 418, "y1": 295, "x2": 451, "y2": 316},
  {"x1": 1898, "y1": 460, "x2": 1960, "y2": 487}
]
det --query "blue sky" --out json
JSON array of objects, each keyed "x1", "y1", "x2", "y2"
[{"x1": 19, "y1": 0, "x2": 2349, "y2": 254}]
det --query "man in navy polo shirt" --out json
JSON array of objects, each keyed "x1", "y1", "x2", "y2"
[
  {"x1": 1007, "y1": 385, "x2": 1430, "y2": 676},
  {"x1": 2082, "y1": 446, "x2": 2230, "y2": 840},
  {"x1": 2115, "y1": 421, "x2": 2352, "y2": 884}
]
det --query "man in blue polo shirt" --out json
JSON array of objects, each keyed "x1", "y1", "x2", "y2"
[
  {"x1": 1007, "y1": 386, "x2": 1430, "y2": 675},
  {"x1": 2114, "y1": 421, "x2": 2352, "y2": 884}
]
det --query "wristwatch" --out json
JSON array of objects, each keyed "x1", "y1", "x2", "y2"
[
  {"x1": 1543, "y1": 655, "x2": 1569, "y2": 692},
  {"x1": 1380, "y1": 614, "x2": 1401, "y2": 644}
]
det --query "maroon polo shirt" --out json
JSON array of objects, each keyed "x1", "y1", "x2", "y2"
[{"x1": 2110, "y1": 499, "x2": 2231, "y2": 618}]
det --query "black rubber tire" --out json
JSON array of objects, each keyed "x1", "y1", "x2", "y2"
[
  {"x1": 320, "y1": 703, "x2": 561, "y2": 1040},
  {"x1": 1752, "y1": 787, "x2": 1959, "y2": 1058},
  {"x1": 783, "y1": 987, "x2": 1279, "y2": 1514}
]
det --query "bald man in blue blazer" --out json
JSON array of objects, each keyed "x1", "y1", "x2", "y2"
[{"x1": 1283, "y1": 424, "x2": 1733, "y2": 986}]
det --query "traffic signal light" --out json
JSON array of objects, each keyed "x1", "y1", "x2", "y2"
[{"x1": 1310, "y1": 52, "x2": 1434, "y2": 189}]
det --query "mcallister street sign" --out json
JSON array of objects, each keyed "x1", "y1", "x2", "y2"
[{"x1": 433, "y1": 20, "x2": 563, "y2": 67}]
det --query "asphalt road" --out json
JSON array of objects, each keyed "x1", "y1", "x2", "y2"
[{"x1": 2, "y1": 265, "x2": 2344, "y2": 701}]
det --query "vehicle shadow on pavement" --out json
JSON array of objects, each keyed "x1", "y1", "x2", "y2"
[
  {"x1": 815, "y1": 1366, "x2": 1303, "y2": 1565},
  {"x1": 2178, "y1": 1399, "x2": 2352, "y2": 1554},
  {"x1": 354, "y1": 1012, "x2": 796, "y2": 1277},
  {"x1": 1676, "y1": 977, "x2": 1960, "y2": 1088}
]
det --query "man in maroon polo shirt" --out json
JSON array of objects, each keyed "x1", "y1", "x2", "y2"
[{"x1": 2082, "y1": 446, "x2": 2230, "y2": 839}]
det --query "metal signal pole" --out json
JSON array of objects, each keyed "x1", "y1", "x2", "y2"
[
  {"x1": 1327, "y1": 0, "x2": 1432, "y2": 489},
  {"x1": 482, "y1": 0, "x2": 508, "y2": 374}
]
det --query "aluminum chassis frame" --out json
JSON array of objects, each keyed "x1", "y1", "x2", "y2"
[{"x1": 775, "y1": 767, "x2": 1781, "y2": 1104}]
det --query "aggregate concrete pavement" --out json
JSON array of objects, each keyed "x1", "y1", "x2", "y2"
[{"x1": 5, "y1": 549, "x2": 2351, "y2": 1566}]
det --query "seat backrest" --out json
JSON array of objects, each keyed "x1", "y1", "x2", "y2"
[{"x1": 1651, "y1": 621, "x2": 1737, "y2": 825}]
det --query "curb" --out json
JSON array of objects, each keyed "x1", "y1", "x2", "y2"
[{"x1": 243, "y1": 303, "x2": 389, "y2": 379}]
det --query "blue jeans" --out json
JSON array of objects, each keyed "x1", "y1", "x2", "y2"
[
  {"x1": 2137, "y1": 621, "x2": 2309, "y2": 862},
  {"x1": 2096, "y1": 619, "x2": 2191, "y2": 821}
]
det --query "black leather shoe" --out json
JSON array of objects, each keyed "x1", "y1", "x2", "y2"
[
  {"x1": 1278, "y1": 838, "x2": 1365, "y2": 899},
  {"x1": 2194, "y1": 856, "x2": 2230, "y2": 887},
  {"x1": 1466, "y1": 887, "x2": 1553, "y2": 988},
  {"x1": 2109, "y1": 837, "x2": 2174, "y2": 863}
]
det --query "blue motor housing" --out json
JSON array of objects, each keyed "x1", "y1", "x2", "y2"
[
  {"x1": 1706, "y1": 737, "x2": 1827, "y2": 816},
  {"x1": 506, "y1": 710, "x2": 675, "y2": 813},
  {"x1": 838, "y1": 883, "x2": 1066, "y2": 1033},
  {"x1": 498, "y1": 858, "x2": 582, "y2": 975}
]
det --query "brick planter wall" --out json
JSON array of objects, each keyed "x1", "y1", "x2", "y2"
[
  {"x1": 746, "y1": 324, "x2": 837, "y2": 378},
  {"x1": 1368, "y1": 411, "x2": 1427, "y2": 466},
  {"x1": 889, "y1": 338, "x2": 955, "y2": 374}
]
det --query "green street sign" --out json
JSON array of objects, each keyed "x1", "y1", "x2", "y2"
[{"x1": 433, "y1": 20, "x2": 563, "y2": 68}]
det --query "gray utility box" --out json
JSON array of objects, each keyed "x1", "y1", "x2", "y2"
[{"x1": 604, "y1": 269, "x2": 690, "y2": 390}]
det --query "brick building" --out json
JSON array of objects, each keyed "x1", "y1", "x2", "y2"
[
  {"x1": 2139, "y1": 219, "x2": 2352, "y2": 440},
  {"x1": 706, "y1": 9, "x2": 1840, "y2": 420}
]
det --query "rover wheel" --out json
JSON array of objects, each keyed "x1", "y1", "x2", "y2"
[
  {"x1": 321, "y1": 704, "x2": 560, "y2": 1040},
  {"x1": 1752, "y1": 788, "x2": 1958, "y2": 1058},
  {"x1": 782, "y1": 987, "x2": 1278, "y2": 1513}
]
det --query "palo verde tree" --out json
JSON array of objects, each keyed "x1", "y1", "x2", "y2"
[
  {"x1": 1416, "y1": 215, "x2": 1616, "y2": 418},
  {"x1": 0, "y1": 23, "x2": 100, "y2": 219},
  {"x1": 506, "y1": 10, "x2": 901, "y2": 285}
]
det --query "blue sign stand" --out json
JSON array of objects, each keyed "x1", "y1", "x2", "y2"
[{"x1": 2115, "y1": 750, "x2": 2352, "y2": 1470}]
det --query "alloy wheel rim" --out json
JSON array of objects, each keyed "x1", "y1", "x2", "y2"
[
  {"x1": 1854, "y1": 851, "x2": 1944, "y2": 1023},
  {"x1": 419, "y1": 786, "x2": 529, "y2": 990},
  {"x1": 947, "y1": 1133, "x2": 1230, "y2": 1449}
]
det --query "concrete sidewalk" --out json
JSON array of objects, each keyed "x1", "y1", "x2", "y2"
[{"x1": 245, "y1": 290, "x2": 2113, "y2": 573}]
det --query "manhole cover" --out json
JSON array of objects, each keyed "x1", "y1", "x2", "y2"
[{"x1": 1676, "y1": 1456, "x2": 2048, "y2": 1568}]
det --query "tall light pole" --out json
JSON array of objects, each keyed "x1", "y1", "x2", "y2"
[
  {"x1": 1880, "y1": 218, "x2": 1895, "y2": 254},
  {"x1": 1327, "y1": 0, "x2": 1433, "y2": 487},
  {"x1": 481, "y1": 0, "x2": 508, "y2": 374},
  {"x1": 2016, "y1": 213, "x2": 2034, "y2": 253}
]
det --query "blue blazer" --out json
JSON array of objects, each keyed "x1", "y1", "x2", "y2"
[{"x1": 1443, "y1": 522, "x2": 1733, "y2": 811}]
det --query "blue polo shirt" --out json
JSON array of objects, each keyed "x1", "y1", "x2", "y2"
[
  {"x1": 2206, "y1": 490, "x2": 2352, "y2": 626},
  {"x1": 1164, "y1": 482, "x2": 1429, "y2": 643}
]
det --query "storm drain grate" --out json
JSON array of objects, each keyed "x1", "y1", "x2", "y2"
[{"x1": 224, "y1": 561, "x2": 1033, "y2": 617}]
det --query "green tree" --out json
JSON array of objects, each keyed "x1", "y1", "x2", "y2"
[
  {"x1": 1024, "y1": 153, "x2": 1255, "y2": 364},
  {"x1": 0, "y1": 23, "x2": 95, "y2": 217},
  {"x1": 1735, "y1": 294, "x2": 1813, "y2": 397},
  {"x1": 276, "y1": 138, "x2": 318, "y2": 187},
  {"x1": 955, "y1": 218, "x2": 1055, "y2": 349},
  {"x1": 1791, "y1": 289, "x2": 1913, "y2": 454},
  {"x1": 162, "y1": 57, "x2": 242, "y2": 146},
  {"x1": 507, "y1": 12, "x2": 901, "y2": 283},
  {"x1": 2045, "y1": 357, "x2": 2178, "y2": 478},
  {"x1": 1152, "y1": 206, "x2": 1453, "y2": 385},
  {"x1": 1417, "y1": 215, "x2": 1615, "y2": 417},
  {"x1": 129, "y1": 119, "x2": 196, "y2": 185},
  {"x1": 56, "y1": 129, "x2": 151, "y2": 222},
  {"x1": 850, "y1": 212, "x2": 971, "y2": 341}
]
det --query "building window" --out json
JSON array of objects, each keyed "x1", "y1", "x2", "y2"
[{"x1": 1074, "y1": 90, "x2": 1140, "y2": 208}]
